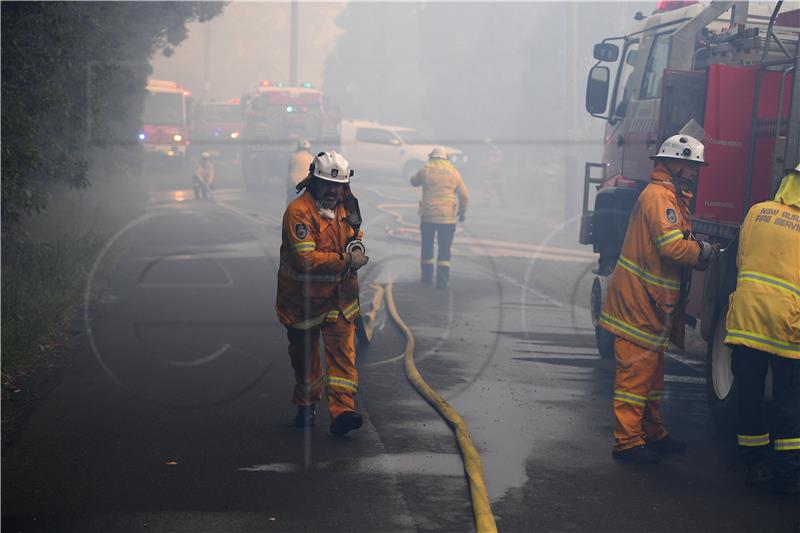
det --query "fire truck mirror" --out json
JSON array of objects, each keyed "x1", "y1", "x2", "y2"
[
  {"x1": 586, "y1": 66, "x2": 610, "y2": 116},
  {"x1": 593, "y1": 42, "x2": 619, "y2": 63}
]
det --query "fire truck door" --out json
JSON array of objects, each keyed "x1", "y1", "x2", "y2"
[{"x1": 657, "y1": 70, "x2": 707, "y2": 146}]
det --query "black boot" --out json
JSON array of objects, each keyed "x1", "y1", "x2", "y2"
[
  {"x1": 421, "y1": 263, "x2": 434, "y2": 286},
  {"x1": 294, "y1": 405, "x2": 316, "y2": 428},
  {"x1": 436, "y1": 265, "x2": 450, "y2": 289},
  {"x1": 612, "y1": 445, "x2": 660, "y2": 464},
  {"x1": 330, "y1": 411, "x2": 363, "y2": 436},
  {"x1": 647, "y1": 435, "x2": 687, "y2": 454}
]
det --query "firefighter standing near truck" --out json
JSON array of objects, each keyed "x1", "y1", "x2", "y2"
[
  {"x1": 192, "y1": 152, "x2": 215, "y2": 199},
  {"x1": 410, "y1": 146, "x2": 469, "y2": 289},
  {"x1": 725, "y1": 163, "x2": 800, "y2": 494},
  {"x1": 275, "y1": 151, "x2": 369, "y2": 435},
  {"x1": 287, "y1": 139, "x2": 314, "y2": 204},
  {"x1": 600, "y1": 135, "x2": 720, "y2": 463}
]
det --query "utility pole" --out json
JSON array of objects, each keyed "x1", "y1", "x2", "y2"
[
  {"x1": 204, "y1": 23, "x2": 211, "y2": 99},
  {"x1": 290, "y1": 0, "x2": 299, "y2": 86}
]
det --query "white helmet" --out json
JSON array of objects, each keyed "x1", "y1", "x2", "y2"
[
  {"x1": 201, "y1": 151, "x2": 211, "y2": 159},
  {"x1": 297, "y1": 139, "x2": 311, "y2": 151},
  {"x1": 651, "y1": 135, "x2": 707, "y2": 165},
  {"x1": 429, "y1": 146, "x2": 449, "y2": 160},
  {"x1": 311, "y1": 151, "x2": 352, "y2": 183}
]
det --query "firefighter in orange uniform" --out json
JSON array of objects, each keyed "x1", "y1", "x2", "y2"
[
  {"x1": 287, "y1": 139, "x2": 314, "y2": 204},
  {"x1": 725, "y1": 163, "x2": 800, "y2": 493},
  {"x1": 276, "y1": 151, "x2": 369, "y2": 435},
  {"x1": 410, "y1": 146, "x2": 469, "y2": 288},
  {"x1": 600, "y1": 134, "x2": 720, "y2": 463}
]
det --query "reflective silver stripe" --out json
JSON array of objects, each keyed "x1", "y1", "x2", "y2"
[
  {"x1": 737, "y1": 433, "x2": 770, "y2": 447},
  {"x1": 599, "y1": 312, "x2": 669, "y2": 350},
  {"x1": 327, "y1": 376, "x2": 358, "y2": 393},
  {"x1": 774, "y1": 437, "x2": 800, "y2": 451},
  {"x1": 437, "y1": 260, "x2": 451, "y2": 267},
  {"x1": 290, "y1": 312, "x2": 329, "y2": 330},
  {"x1": 617, "y1": 256, "x2": 680, "y2": 291},
  {"x1": 341, "y1": 301, "x2": 359, "y2": 320},
  {"x1": 738, "y1": 270, "x2": 800, "y2": 298},
  {"x1": 614, "y1": 390, "x2": 647, "y2": 407},
  {"x1": 421, "y1": 258, "x2": 436, "y2": 265},
  {"x1": 299, "y1": 374, "x2": 326, "y2": 393}
]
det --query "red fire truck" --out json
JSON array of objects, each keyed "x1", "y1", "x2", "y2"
[
  {"x1": 579, "y1": 1, "x2": 799, "y2": 426},
  {"x1": 240, "y1": 81, "x2": 339, "y2": 188},
  {"x1": 140, "y1": 79, "x2": 193, "y2": 164}
]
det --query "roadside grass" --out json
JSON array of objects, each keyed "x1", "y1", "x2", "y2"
[{"x1": 1, "y1": 236, "x2": 103, "y2": 375}]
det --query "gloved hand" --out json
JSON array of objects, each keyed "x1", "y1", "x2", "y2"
[
  {"x1": 458, "y1": 212, "x2": 466, "y2": 223},
  {"x1": 696, "y1": 241, "x2": 721, "y2": 270},
  {"x1": 349, "y1": 249, "x2": 369, "y2": 271}
]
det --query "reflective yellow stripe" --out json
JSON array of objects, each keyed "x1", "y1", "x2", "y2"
[
  {"x1": 291, "y1": 311, "x2": 330, "y2": 330},
  {"x1": 327, "y1": 376, "x2": 358, "y2": 393},
  {"x1": 325, "y1": 310, "x2": 340, "y2": 322},
  {"x1": 775, "y1": 437, "x2": 800, "y2": 451},
  {"x1": 341, "y1": 300, "x2": 359, "y2": 320},
  {"x1": 599, "y1": 312, "x2": 669, "y2": 350},
  {"x1": 648, "y1": 390, "x2": 664, "y2": 400},
  {"x1": 738, "y1": 270, "x2": 800, "y2": 298},
  {"x1": 738, "y1": 433, "x2": 770, "y2": 447},
  {"x1": 421, "y1": 258, "x2": 436, "y2": 265},
  {"x1": 279, "y1": 262, "x2": 343, "y2": 283},
  {"x1": 614, "y1": 390, "x2": 647, "y2": 407},
  {"x1": 724, "y1": 329, "x2": 800, "y2": 356},
  {"x1": 654, "y1": 229, "x2": 683, "y2": 248},
  {"x1": 289, "y1": 241, "x2": 316, "y2": 253},
  {"x1": 437, "y1": 260, "x2": 451, "y2": 267},
  {"x1": 617, "y1": 256, "x2": 680, "y2": 291}
]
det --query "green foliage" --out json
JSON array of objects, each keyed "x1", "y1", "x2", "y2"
[{"x1": 1, "y1": 1, "x2": 225, "y2": 238}]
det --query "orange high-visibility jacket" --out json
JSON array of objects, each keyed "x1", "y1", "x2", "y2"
[
  {"x1": 194, "y1": 163, "x2": 215, "y2": 186},
  {"x1": 725, "y1": 200, "x2": 800, "y2": 358},
  {"x1": 600, "y1": 165, "x2": 701, "y2": 351},
  {"x1": 410, "y1": 159, "x2": 469, "y2": 224},
  {"x1": 276, "y1": 190, "x2": 362, "y2": 329},
  {"x1": 289, "y1": 151, "x2": 314, "y2": 189}
]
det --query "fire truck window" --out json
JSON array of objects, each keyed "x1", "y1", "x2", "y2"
[
  {"x1": 640, "y1": 34, "x2": 670, "y2": 100},
  {"x1": 613, "y1": 44, "x2": 639, "y2": 119},
  {"x1": 356, "y1": 128, "x2": 396, "y2": 144},
  {"x1": 143, "y1": 92, "x2": 184, "y2": 126}
]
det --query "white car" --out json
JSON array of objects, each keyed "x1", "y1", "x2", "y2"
[{"x1": 340, "y1": 120, "x2": 466, "y2": 178}]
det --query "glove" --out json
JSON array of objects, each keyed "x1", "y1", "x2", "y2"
[
  {"x1": 458, "y1": 212, "x2": 466, "y2": 223},
  {"x1": 696, "y1": 241, "x2": 721, "y2": 270},
  {"x1": 348, "y1": 249, "x2": 369, "y2": 271}
]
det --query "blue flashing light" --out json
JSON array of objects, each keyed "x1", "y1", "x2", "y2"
[
  {"x1": 286, "y1": 106, "x2": 294, "y2": 113},
  {"x1": 138, "y1": 132, "x2": 146, "y2": 141}
]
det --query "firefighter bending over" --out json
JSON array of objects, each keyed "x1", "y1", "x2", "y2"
[
  {"x1": 287, "y1": 139, "x2": 314, "y2": 204},
  {"x1": 600, "y1": 135, "x2": 720, "y2": 463},
  {"x1": 275, "y1": 151, "x2": 369, "y2": 436},
  {"x1": 725, "y1": 163, "x2": 800, "y2": 494},
  {"x1": 192, "y1": 152, "x2": 215, "y2": 199},
  {"x1": 410, "y1": 146, "x2": 469, "y2": 289}
]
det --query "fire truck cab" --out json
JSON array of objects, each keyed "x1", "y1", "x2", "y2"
[
  {"x1": 140, "y1": 79, "x2": 192, "y2": 165},
  {"x1": 580, "y1": 1, "x2": 800, "y2": 427}
]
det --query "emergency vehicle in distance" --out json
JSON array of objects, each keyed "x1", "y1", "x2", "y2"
[
  {"x1": 139, "y1": 79, "x2": 193, "y2": 164},
  {"x1": 579, "y1": 0, "x2": 799, "y2": 426},
  {"x1": 190, "y1": 99, "x2": 244, "y2": 162},
  {"x1": 240, "y1": 81, "x2": 340, "y2": 189}
]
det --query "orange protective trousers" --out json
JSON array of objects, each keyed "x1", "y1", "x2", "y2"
[
  {"x1": 613, "y1": 336, "x2": 668, "y2": 451},
  {"x1": 286, "y1": 314, "x2": 358, "y2": 419}
]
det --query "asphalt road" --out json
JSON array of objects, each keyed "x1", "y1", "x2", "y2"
[{"x1": 3, "y1": 169, "x2": 798, "y2": 532}]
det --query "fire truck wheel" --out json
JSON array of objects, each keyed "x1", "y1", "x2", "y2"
[
  {"x1": 706, "y1": 306, "x2": 737, "y2": 433},
  {"x1": 590, "y1": 275, "x2": 615, "y2": 359}
]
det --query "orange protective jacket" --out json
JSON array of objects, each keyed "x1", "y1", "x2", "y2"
[
  {"x1": 276, "y1": 191, "x2": 362, "y2": 329},
  {"x1": 725, "y1": 200, "x2": 800, "y2": 358},
  {"x1": 410, "y1": 159, "x2": 469, "y2": 224},
  {"x1": 288, "y1": 150, "x2": 314, "y2": 189},
  {"x1": 600, "y1": 164, "x2": 701, "y2": 351}
]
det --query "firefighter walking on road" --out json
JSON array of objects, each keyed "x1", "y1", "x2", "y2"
[
  {"x1": 600, "y1": 135, "x2": 720, "y2": 463},
  {"x1": 192, "y1": 152, "x2": 215, "y2": 199},
  {"x1": 410, "y1": 146, "x2": 469, "y2": 289},
  {"x1": 287, "y1": 139, "x2": 314, "y2": 204},
  {"x1": 726, "y1": 163, "x2": 800, "y2": 494},
  {"x1": 275, "y1": 151, "x2": 369, "y2": 436}
]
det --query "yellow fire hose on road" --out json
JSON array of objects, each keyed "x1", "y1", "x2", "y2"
[{"x1": 383, "y1": 282, "x2": 498, "y2": 533}]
